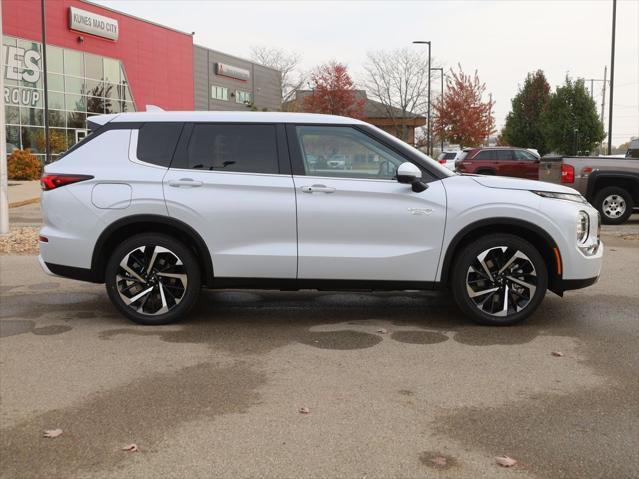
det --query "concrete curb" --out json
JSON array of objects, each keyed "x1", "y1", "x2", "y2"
[{"x1": 9, "y1": 198, "x2": 40, "y2": 208}]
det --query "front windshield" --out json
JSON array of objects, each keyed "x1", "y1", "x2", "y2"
[{"x1": 370, "y1": 125, "x2": 456, "y2": 177}]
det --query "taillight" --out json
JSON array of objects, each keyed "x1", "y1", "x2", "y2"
[
  {"x1": 439, "y1": 159, "x2": 447, "y2": 165},
  {"x1": 41, "y1": 174, "x2": 93, "y2": 191},
  {"x1": 561, "y1": 164, "x2": 574, "y2": 184}
]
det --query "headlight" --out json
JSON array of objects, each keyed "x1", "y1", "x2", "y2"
[
  {"x1": 532, "y1": 191, "x2": 587, "y2": 203},
  {"x1": 577, "y1": 211, "x2": 589, "y2": 243}
]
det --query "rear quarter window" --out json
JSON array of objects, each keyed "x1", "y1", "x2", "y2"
[{"x1": 137, "y1": 123, "x2": 183, "y2": 167}]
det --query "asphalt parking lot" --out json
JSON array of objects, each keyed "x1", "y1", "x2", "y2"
[{"x1": 1, "y1": 204, "x2": 638, "y2": 479}]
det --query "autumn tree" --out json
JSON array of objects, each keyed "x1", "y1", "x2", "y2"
[
  {"x1": 302, "y1": 62, "x2": 365, "y2": 119},
  {"x1": 433, "y1": 65, "x2": 495, "y2": 147},
  {"x1": 250, "y1": 46, "x2": 305, "y2": 103},
  {"x1": 540, "y1": 77, "x2": 605, "y2": 155},
  {"x1": 362, "y1": 48, "x2": 432, "y2": 142},
  {"x1": 501, "y1": 70, "x2": 551, "y2": 155}
]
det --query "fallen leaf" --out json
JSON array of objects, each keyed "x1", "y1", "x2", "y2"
[
  {"x1": 43, "y1": 429, "x2": 63, "y2": 438},
  {"x1": 551, "y1": 351, "x2": 564, "y2": 357},
  {"x1": 431, "y1": 456, "x2": 448, "y2": 467},
  {"x1": 377, "y1": 328, "x2": 388, "y2": 334},
  {"x1": 299, "y1": 407, "x2": 310, "y2": 414},
  {"x1": 495, "y1": 455, "x2": 517, "y2": 467},
  {"x1": 122, "y1": 444, "x2": 139, "y2": 452}
]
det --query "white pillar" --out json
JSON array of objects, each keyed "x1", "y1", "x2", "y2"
[{"x1": 0, "y1": 2, "x2": 10, "y2": 235}]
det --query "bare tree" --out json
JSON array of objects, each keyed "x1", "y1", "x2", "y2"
[
  {"x1": 362, "y1": 48, "x2": 437, "y2": 142},
  {"x1": 250, "y1": 46, "x2": 306, "y2": 104}
]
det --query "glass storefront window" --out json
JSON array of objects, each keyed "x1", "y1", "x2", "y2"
[
  {"x1": 21, "y1": 127, "x2": 45, "y2": 154},
  {"x1": 85, "y1": 54, "x2": 103, "y2": 80},
  {"x1": 48, "y1": 110, "x2": 66, "y2": 128},
  {"x1": 63, "y1": 49, "x2": 83, "y2": 77},
  {"x1": 65, "y1": 94, "x2": 86, "y2": 112},
  {"x1": 48, "y1": 91, "x2": 65, "y2": 110},
  {"x1": 103, "y1": 57, "x2": 120, "y2": 83},
  {"x1": 67, "y1": 111, "x2": 86, "y2": 129},
  {"x1": 65, "y1": 76, "x2": 86, "y2": 95},
  {"x1": 20, "y1": 107, "x2": 43, "y2": 126},
  {"x1": 5, "y1": 106, "x2": 20, "y2": 124},
  {"x1": 3, "y1": 34, "x2": 136, "y2": 162},
  {"x1": 47, "y1": 45, "x2": 64, "y2": 74},
  {"x1": 6, "y1": 125, "x2": 21, "y2": 155},
  {"x1": 48, "y1": 72, "x2": 64, "y2": 92}
]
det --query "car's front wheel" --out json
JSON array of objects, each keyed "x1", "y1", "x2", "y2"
[
  {"x1": 451, "y1": 234, "x2": 547, "y2": 326},
  {"x1": 105, "y1": 233, "x2": 201, "y2": 325}
]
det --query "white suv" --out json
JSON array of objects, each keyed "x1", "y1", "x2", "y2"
[{"x1": 39, "y1": 112, "x2": 603, "y2": 326}]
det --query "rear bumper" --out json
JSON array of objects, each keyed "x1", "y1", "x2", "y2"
[{"x1": 38, "y1": 255, "x2": 98, "y2": 283}]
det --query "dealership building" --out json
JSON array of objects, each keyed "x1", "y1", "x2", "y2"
[{"x1": 2, "y1": 0, "x2": 281, "y2": 162}]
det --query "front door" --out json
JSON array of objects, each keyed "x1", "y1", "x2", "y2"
[
  {"x1": 290, "y1": 125, "x2": 447, "y2": 283},
  {"x1": 163, "y1": 123, "x2": 297, "y2": 279}
]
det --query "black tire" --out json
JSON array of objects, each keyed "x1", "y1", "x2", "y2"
[
  {"x1": 451, "y1": 234, "x2": 547, "y2": 326},
  {"x1": 476, "y1": 169, "x2": 496, "y2": 175},
  {"x1": 105, "y1": 233, "x2": 201, "y2": 325},
  {"x1": 593, "y1": 186, "x2": 633, "y2": 225}
]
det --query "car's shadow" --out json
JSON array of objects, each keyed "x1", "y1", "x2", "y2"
[{"x1": 1, "y1": 285, "x2": 587, "y2": 351}]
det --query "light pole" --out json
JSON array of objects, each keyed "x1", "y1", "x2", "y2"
[
  {"x1": 413, "y1": 41, "x2": 431, "y2": 155},
  {"x1": 41, "y1": 0, "x2": 51, "y2": 163},
  {"x1": 0, "y1": 0, "x2": 8, "y2": 235},
  {"x1": 607, "y1": 0, "x2": 616, "y2": 155},
  {"x1": 432, "y1": 67, "x2": 444, "y2": 154}
]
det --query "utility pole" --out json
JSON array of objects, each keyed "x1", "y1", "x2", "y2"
[
  {"x1": 607, "y1": 0, "x2": 616, "y2": 155},
  {"x1": 0, "y1": 0, "x2": 9, "y2": 235},
  {"x1": 413, "y1": 41, "x2": 432, "y2": 155},
  {"x1": 432, "y1": 67, "x2": 445, "y2": 153},
  {"x1": 41, "y1": 0, "x2": 51, "y2": 163},
  {"x1": 601, "y1": 66, "x2": 607, "y2": 124}
]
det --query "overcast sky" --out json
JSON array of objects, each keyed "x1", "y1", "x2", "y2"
[{"x1": 96, "y1": 0, "x2": 639, "y2": 146}]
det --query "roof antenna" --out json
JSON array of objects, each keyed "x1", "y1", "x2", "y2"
[{"x1": 146, "y1": 105, "x2": 164, "y2": 112}]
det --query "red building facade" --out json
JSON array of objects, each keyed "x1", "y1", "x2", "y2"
[{"x1": 2, "y1": 0, "x2": 194, "y2": 160}]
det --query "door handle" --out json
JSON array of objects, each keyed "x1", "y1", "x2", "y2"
[
  {"x1": 300, "y1": 184, "x2": 336, "y2": 194},
  {"x1": 168, "y1": 178, "x2": 203, "y2": 188}
]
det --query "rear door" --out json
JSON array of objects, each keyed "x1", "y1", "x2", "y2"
[
  {"x1": 163, "y1": 123, "x2": 297, "y2": 279},
  {"x1": 495, "y1": 149, "x2": 518, "y2": 177},
  {"x1": 288, "y1": 124, "x2": 447, "y2": 283}
]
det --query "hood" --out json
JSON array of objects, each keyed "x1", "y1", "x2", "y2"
[{"x1": 471, "y1": 175, "x2": 579, "y2": 195}]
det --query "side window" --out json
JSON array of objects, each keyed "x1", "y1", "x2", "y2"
[
  {"x1": 514, "y1": 150, "x2": 536, "y2": 161},
  {"x1": 474, "y1": 150, "x2": 493, "y2": 160},
  {"x1": 137, "y1": 123, "x2": 183, "y2": 167},
  {"x1": 295, "y1": 125, "x2": 407, "y2": 180},
  {"x1": 496, "y1": 150, "x2": 514, "y2": 161},
  {"x1": 186, "y1": 124, "x2": 278, "y2": 174}
]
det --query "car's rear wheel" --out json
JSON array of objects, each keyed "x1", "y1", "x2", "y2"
[
  {"x1": 476, "y1": 169, "x2": 496, "y2": 175},
  {"x1": 105, "y1": 233, "x2": 201, "y2": 325},
  {"x1": 593, "y1": 186, "x2": 633, "y2": 225},
  {"x1": 451, "y1": 234, "x2": 547, "y2": 326}
]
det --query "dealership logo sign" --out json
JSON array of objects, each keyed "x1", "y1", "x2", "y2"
[
  {"x1": 2, "y1": 45, "x2": 42, "y2": 107},
  {"x1": 69, "y1": 6, "x2": 119, "y2": 41},
  {"x1": 215, "y1": 62, "x2": 250, "y2": 81}
]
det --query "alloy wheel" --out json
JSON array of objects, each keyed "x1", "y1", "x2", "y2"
[
  {"x1": 466, "y1": 246, "x2": 538, "y2": 317},
  {"x1": 116, "y1": 245, "x2": 188, "y2": 316},
  {"x1": 602, "y1": 194, "x2": 626, "y2": 219}
]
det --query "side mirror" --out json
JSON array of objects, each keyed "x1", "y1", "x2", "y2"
[{"x1": 397, "y1": 162, "x2": 428, "y2": 192}]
